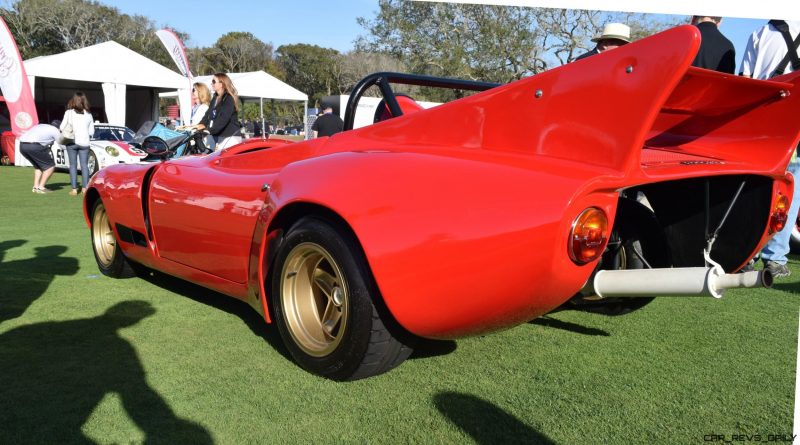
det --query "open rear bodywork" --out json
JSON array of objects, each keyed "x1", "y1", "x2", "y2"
[{"x1": 307, "y1": 25, "x2": 799, "y2": 334}]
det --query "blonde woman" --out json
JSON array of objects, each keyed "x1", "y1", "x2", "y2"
[
  {"x1": 194, "y1": 73, "x2": 242, "y2": 150},
  {"x1": 190, "y1": 82, "x2": 211, "y2": 125},
  {"x1": 61, "y1": 92, "x2": 94, "y2": 195}
]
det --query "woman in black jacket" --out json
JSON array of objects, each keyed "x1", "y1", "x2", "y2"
[{"x1": 194, "y1": 73, "x2": 242, "y2": 150}]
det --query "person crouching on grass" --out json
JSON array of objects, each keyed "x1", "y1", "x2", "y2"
[{"x1": 18, "y1": 122, "x2": 61, "y2": 194}]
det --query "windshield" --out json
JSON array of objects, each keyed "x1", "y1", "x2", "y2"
[{"x1": 93, "y1": 126, "x2": 135, "y2": 142}]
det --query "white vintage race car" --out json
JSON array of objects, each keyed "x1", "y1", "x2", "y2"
[{"x1": 51, "y1": 124, "x2": 146, "y2": 175}]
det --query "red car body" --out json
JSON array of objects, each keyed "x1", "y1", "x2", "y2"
[{"x1": 85, "y1": 26, "x2": 800, "y2": 379}]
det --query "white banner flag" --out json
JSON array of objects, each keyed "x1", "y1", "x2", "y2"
[{"x1": 156, "y1": 29, "x2": 192, "y2": 79}]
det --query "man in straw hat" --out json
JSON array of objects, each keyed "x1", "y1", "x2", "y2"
[{"x1": 575, "y1": 23, "x2": 631, "y2": 61}]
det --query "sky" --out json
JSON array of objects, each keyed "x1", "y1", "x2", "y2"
[
  {"x1": 106, "y1": 0, "x2": 380, "y2": 52},
  {"x1": 101, "y1": 0, "x2": 767, "y2": 71}
]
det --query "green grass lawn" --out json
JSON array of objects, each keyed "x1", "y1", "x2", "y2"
[{"x1": 0, "y1": 165, "x2": 797, "y2": 444}]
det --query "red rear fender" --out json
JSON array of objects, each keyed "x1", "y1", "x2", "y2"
[{"x1": 261, "y1": 151, "x2": 620, "y2": 337}]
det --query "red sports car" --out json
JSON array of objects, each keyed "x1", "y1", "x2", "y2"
[{"x1": 85, "y1": 26, "x2": 800, "y2": 380}]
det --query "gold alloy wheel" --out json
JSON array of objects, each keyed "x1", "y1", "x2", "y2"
[
  {"x1": 92, "y1": 203, "x2": 116, "y2": 268},
  {"x1": 281, "y1": 242, "x2": 349, "y2": 357}
]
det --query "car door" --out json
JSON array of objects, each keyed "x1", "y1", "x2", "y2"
[{"x1": 147, "y1": 143, "x2": 309, "y2": 284}]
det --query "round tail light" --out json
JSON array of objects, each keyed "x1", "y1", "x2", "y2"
[
  {"x1": 769, "y1": 193, "x2": 790, "y2": 234},
  {"x1": 569, "y1": 207, "x2": 609, "y2": 264}
]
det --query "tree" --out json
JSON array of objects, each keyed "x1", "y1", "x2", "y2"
[
  {"x1": 275, "y1": 44, "x2": 340, "y2": 106},
  {"x1": 0, "y1": 0, "x2": 185, "y2": 67},
  {"x1": 200, "y1": 32, "x2": 274, "y2": 74},
  {"x1": 356, "y1": 0, "x2": 680, "y2": 83},
  {"x1": 186, "y1": 47, "x2": 215, "y2": 76},
  {"x1": 330, "y1": 51, "x2": 407, "y2": 96}
]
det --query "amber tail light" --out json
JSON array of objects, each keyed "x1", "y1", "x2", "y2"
[
  {"x1": 569, "y1": 207, "x2": 609, "y2": 265},
  {"x1": 768, "y1": 193, "x2": 790, "y2": 234}
]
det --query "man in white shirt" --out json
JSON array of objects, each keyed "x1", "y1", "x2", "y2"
[
  {"x1": 18, "y1": 123, "x2": 61, "y2": 193},
  {"x1": 740, "y1": 20, "x2": 800, "y2": 79},
  {"x1": 740, "y1": 20, "x2": 800, "y2": 278}
]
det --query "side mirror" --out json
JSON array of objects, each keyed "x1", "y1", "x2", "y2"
[{"x1": 141, "y1": 136, "x2": 169, "y2": 159}]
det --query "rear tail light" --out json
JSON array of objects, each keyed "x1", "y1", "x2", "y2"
[
  {"x1": 768, "y1": 193, "x2": 790, "y2": 234},
  {"x1": 569, "y1": 207, "x2": 609, "y2": 264}
]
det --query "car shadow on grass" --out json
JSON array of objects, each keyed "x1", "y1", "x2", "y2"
[
  {"x1": 138, "y1": 267, "x2": 459, "y2": 363},
  {"x1": 0, "y1": 240, "x2": 79, "y2": 324},
  {"x1": 0, "y1": 300, "x2": 213, "y2": 443},
  {"x1": 410, "y1": 338, "x2": 458, "y2": 359},
  {"x1": 529, "y1": 315, "x2": 610, "y2": 336},
  {"x1": 136, "y1": 269, "x2": 292, "y2": 361},
  {"x1": 434, "y1": 392, "x2": 557, "y2": 444}
]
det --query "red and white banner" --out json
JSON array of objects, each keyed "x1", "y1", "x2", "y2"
[
  {"x1": 156, "y1": 29, "x2": 192, "y2": 79},
  {"x1": 0, "y1": 17, "x2": 37, "y2": 136}
]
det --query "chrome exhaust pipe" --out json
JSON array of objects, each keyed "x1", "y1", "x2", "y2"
[{"x1": 587, "y1": 267, "x2": 773, "y2": 299}]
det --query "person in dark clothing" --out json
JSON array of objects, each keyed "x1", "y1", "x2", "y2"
[
  {"x1": 312, "y1": 104, "x2": 344, "y2": 138},
  {"x1": 574, "y1": 23, "x2": 631, "y2": 61},
  {"x1": 690, "y1": 16, "x2": 736, "y2": 73},
  {"x1": 193, "y1": 73, "x2": 242, "y2": 150}
]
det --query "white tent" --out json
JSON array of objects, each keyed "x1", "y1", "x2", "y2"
[
  {"x1": 24, "y1": 41, "x2": 192, "y2": 127},
  {"x1": 162, "y1": 71, "x2": 309, "y2": 135},
  {"x1": 195, "y1": 71, "x2": 309, "y2": 135},
  {"x1": 194, "y1": 71, "x2": 307, "y2": 102}
]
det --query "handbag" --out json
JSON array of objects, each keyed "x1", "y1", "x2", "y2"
[{"x1": 58, "y1": 110, "x2": 75, "y2": 145}]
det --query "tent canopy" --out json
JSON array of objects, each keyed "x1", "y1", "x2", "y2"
[
  {"x1": 24, "y1": 41, "x2": 188, "y2": 88},
  {"x1": 193, "y1": 71, "x2": 308, "y2": 102},
  {"x1": 160, "y1": 71, "x2": 309, "y2": 134},
  {"x1": 24, "y1": 41, "x2": 191, "y2": 127}
]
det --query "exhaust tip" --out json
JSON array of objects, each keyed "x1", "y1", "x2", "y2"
[{"x1": 760, "y1": 269, "x2": 774, "y2": 289}]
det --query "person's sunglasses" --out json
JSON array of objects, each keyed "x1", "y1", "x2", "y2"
[{"x1": 211, "y1": 79, "x2": 218, "y2": 85}]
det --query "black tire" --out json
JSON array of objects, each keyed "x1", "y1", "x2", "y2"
[
  {"x1": 790, "y1": 215, "x2": 800, "y2": 254},
  {"x1": 90, "y1": 199, "x2": 136, "y2": 278},
  {"x1": 87, "y1": 151, "x2": 99, "y2": 177},
  {"x1": 568, "y1": 198, "x2": 669, "y2": 316},
  {"x1": 271, "y1": 217, "x2": 414, "y2": 381}
]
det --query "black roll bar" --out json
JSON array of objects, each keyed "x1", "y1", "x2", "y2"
[{"x1": 342, "y1": 72, "x2": 501, "y2": 131}]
